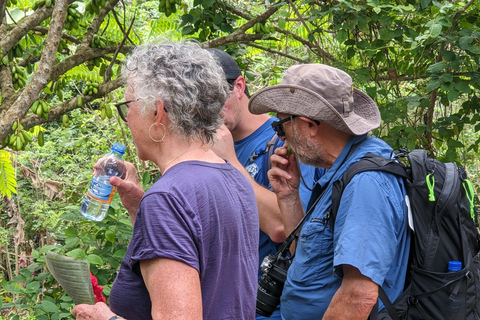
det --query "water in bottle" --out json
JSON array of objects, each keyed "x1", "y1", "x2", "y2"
[{"x1": 80, "y1": 143, "x2": 126, "y2": 221}]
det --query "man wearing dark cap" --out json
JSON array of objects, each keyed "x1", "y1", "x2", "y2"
[
  {"x1": 207, "y1": 49, "x2": 315, "y2": 320},
  {"x1": 249, "y1": 64, "x2": 411, "y2": 319}
]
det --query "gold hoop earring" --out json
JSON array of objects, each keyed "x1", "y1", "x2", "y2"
[{"x1": 149, "y1": 123, "x2": 166, "y2": 142}]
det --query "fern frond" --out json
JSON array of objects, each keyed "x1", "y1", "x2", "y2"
[{"x1": 0, "y1": 150, "x2": 17, "y2": 198}]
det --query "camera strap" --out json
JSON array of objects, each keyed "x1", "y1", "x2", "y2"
[{"x1": 275, "y1": 136, "x2": 368, "y2": 258}]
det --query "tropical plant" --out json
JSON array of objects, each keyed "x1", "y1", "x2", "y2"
[{"x1": 1, "y1": 0, "x2": 480, "y2": 317}]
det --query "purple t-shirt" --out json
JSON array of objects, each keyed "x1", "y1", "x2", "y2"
[{"x1": 109, "y1": 161, "x2": 259, "y2": 320}]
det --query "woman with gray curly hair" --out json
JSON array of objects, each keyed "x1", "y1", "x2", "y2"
[{"x1": 72, "y1": 40, "x2": 259, "y2": 320}]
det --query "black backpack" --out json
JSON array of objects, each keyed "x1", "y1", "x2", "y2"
[{"x1": 330, "y1": 148, "x2": 480, "y2": 320}]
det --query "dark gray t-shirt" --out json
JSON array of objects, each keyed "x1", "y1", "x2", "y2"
[{"x1": 109, "y1": 161, "x2": 259, "y2": 320}]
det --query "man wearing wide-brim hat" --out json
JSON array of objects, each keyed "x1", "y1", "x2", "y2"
[{"x1": 249, "y1": 64, "x2": 411, "y2": 320}]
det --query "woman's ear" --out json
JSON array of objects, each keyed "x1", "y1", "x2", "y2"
[{"x1": 154, "y1": 99, "x2": 166, "y2": 122}]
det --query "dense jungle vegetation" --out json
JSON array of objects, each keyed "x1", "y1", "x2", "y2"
[{"x1": 1, "y1": 0, "x2": 480, "y2": 318}]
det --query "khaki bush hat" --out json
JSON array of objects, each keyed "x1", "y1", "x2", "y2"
[{"x1": 248, "y1": 64, "x2": 381, "y2": 135}]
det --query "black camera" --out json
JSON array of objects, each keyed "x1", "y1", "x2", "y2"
[{"x1": 256, "y1": 253, "x2": 291, "y2": 317}]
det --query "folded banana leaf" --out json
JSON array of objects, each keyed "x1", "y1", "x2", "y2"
[{"x1": 45, "y1": 251, "x2": 95, "y2": 305}]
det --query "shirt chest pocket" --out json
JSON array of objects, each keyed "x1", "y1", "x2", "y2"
[
  {"x1": 297, "y1": 218, "x2": 334, "y2": 263},
  {"x1": 288, "y1": 218, "x2": 335, "y2": 286}
]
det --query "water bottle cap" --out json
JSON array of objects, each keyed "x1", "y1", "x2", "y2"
[
  {"x1": 448, "y1": 260, "x2": 462, "y2": 271},
  {"x1": 111, "y1": 143, "x2": 126, "y2": 154}
]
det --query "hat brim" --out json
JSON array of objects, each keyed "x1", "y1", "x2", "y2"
[{"x1": 248, "y1": 84, "x2": 380, "y2": 135}]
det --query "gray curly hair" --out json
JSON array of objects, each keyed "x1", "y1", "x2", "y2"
[{"x1": 122, "y1": 40, "x2": 229, "y2": 145}]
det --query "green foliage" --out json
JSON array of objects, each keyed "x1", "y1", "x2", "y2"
[
  {"x1": 0, "y1": 151, "x2": 17, "y2": 198},
  {"x1": 3, "y1": 0, "x2": 480, "y2": 316}
]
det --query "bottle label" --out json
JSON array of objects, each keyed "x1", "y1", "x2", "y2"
[{"x1": 88, "y1": 177, "x2": 115, "y2": 203}]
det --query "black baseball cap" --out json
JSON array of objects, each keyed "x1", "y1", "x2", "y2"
[
  {"x1": 206, "y1": 48, "x2": 250, "y2": 96},
  {"x1": 206, "y1": 48, "x2": 242, "y2": 81}
]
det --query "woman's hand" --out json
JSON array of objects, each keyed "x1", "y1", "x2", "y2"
[
  {"x1": 109, "y1": 161, "x2": 145, "y2": 223},
  {"x1": 72, "y1": 302, "x2": 119, "y2": 320}
]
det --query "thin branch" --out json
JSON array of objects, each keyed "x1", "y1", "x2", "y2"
[
  {"x1": 104, "y1": 12, "x2": 135, "y2": 82},
  {"x1": 247, "y1": 43, "x2": 306, "y2": 63}
]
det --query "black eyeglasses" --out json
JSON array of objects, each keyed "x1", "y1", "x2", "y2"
[
  {"x1": 271, "y1": 115, "x2": 297, "y2": 138},
  {"x1": 114, "y1": 99, "x2": 140, "y2": 122}
]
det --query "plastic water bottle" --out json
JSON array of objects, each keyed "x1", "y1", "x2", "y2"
[
  {"x1": 448, "y1": 260, "x2": 462, "y2": 272},
  {"x1": 80, "y1": 143, "x2": 126, "y2": 221}
]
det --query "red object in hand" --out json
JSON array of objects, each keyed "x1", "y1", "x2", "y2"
[{"x1": 90, "y1": 272, "x2": 107, "y2": 303}]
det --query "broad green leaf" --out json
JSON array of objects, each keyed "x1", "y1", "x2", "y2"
[
  {"x1": 426, "y1": 79, "x2": 441, "y2": 92},
  {"x1": 336, "y1": 29, "x2": 348, "y2": 44},
  {"x1": 420, "y1": 0, "x2": 431, "y2": 10},
  {"x1": 426, "y1": 62, "x2": 447, "y2": 74},
  {"x1": 407, "y1": 140, "x2": 416, "y2": 151},
  {"x1": 86, "y1": 254, "x2": 103, "y2": 265},
  {"x1": 467, "y1": 46, "x2": 480, "y2": 54},
  {"x1": 441, "y1": 51, "x2": 456, "y2": 62},
  {"x1": 459, "y1": 36, "x2": 473, "y2": 49},
  {"x1": 26, "y1": 281, "x2": 41, "y2": 292},
  {"x1": 66, "y1": 248, "x2": 86, "y2": 259},
  {"x1": 41, "y1": 300, "x2": 59, "y2": 313},
  {"x1": 45, "y1": 251, "x2": 94, "y2": 305},
  {"x1": 447, "y1": 89, "x2": 459, "y2": 102},
  {"x1": 439, "y1": 73, "x2": 453, "y2": 83},
  {"x1": 142, "y1": 171, "x2": 151, "y2": 186},
  {"x1": 105, "y1": 229, "x2": 116, "y2": 242},
  {"x1": 429, "y1": 23, "x2": 442, "y2": 38},
  {"x1": 113, "y1": 249, "x2": 127, "y2": 258},
  {"x1": 39, "y1": 245, "x2": 59, "y2": 254},
  {"x1": 201, "y1": 0, "x2": 215, "y2": 8},
  {"x1": 278, "y1": 18, "x2": 286, "y2": 30},
  {"x1": 448, "y1": 139, "x2": 464, "y2": 148},
  {"x1": 455, "y1": 81, "x2": 472, "y2": 93}
]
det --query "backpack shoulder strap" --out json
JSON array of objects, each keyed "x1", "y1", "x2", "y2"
[
  {"x1": 264, "y1": 133, "x2": 280, "y2": 183},
  {"x1": 331, "y1": 152, "x2": 409, "y2": 230},
  {"x1": 331, "y1": 153, "x2": 408, "y2": 320}
]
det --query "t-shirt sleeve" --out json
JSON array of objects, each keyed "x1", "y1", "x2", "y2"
[
  {"x1": 126, "y1": 192, "x2": 201, "y2": 272},
  {"x1": 333, "y1": 171, "x2": 406, "y2": 286}
]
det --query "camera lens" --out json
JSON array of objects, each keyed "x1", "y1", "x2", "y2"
[{"x1": 256, "y1": 274, "x2": 284, "y2": 317}]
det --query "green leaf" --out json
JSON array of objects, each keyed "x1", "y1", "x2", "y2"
[
  {"x1": 441, "y1": 51, "x2": 456, "y2": 62},
  {"x1": 455, "y1": 81, "x2": 472, "y2": 93},
  {"x1": 26, "y1": 281, "x2": 41, "y2": 292},
  {"x1": 459, "y1": 36, "x2": 473, "y2": 50},
  {"x1": 467, "y1": 46, "x2": 480, "y2": 54},
  {"x1": 336, "y1": 29, "x2": 348, "y2": 44},
  {"x1": 86, "y1": 254, "x2": 103, "y2": 265},
  {"x1": 426, "y1": 62, "x2": 447, "y2": 74},
  {"x1": 39, "y1": 245, "x2": 59, "y2": 254},
  {"x1": 278, "y1": 18, "x2": 286, "y2": 30},
  {"x1": 426, "y1": 79, "x2": 441, "y2": 92},
  {"x1": 429, "y1": 23, "x2": 442, "y2": 38},
  {"x1": 64, "y1": 228, "x2": 78, "y2": 237},
  {"x1": 0, "y1": 150, "x2": 17, "y2": 198},
  {"x1": 181, "y1": 26, "x2": 194, "y2": 36},
  {"x1": 420, "y1": 0, "x2": 431, "y2": 10},
  {"x1": 45, "y1": 251, "x2": 94, "y2": 305},
  {"x1": 105, "y1": 229, "x2": 116, "y2": 242},
  {"x1": 113, "y1": 249, "x2": 126, "y2": 258},
  {"x1": 142, "y1": 171, "x2": 150, "y2": 186},
  {"x1": 407, "y1": 139, "x2": 416, "y2": 151},
  {"x1": 439, "y1": 73, "x2": 453, "y2": 83},
  {"x1": 201, "y1": 0, "x2": 215, "y2": 8},
  {"x1": 447, "y1": 89, "x2": 459, "y2": 102},
  {"x1": 41, "y1": 300, "x2": 59, "y2": 313},
  {"x1": 66, "y1": 248, "x2": 86, "y2": 259}
]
